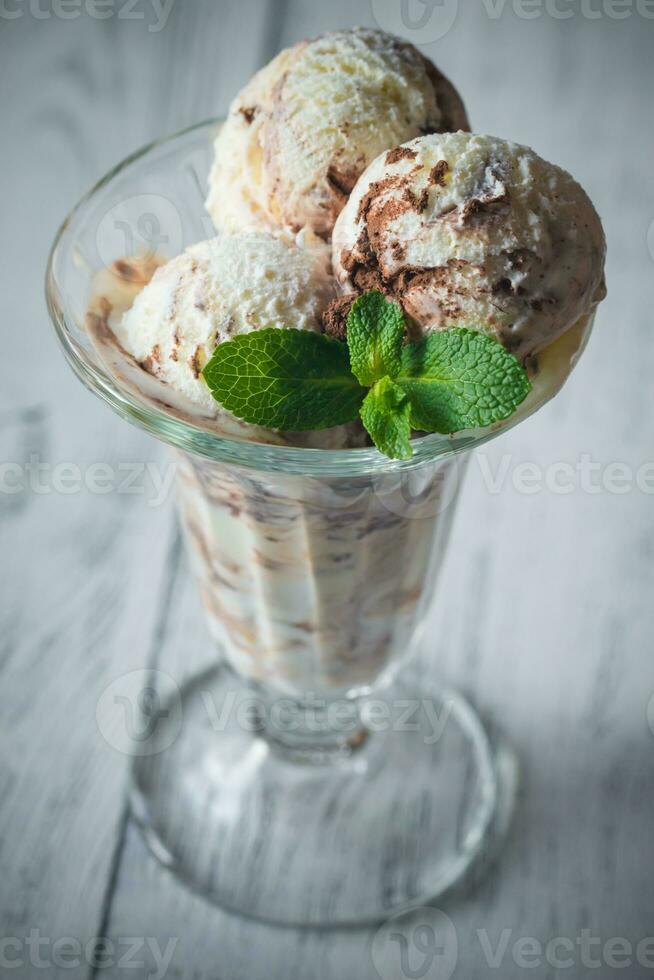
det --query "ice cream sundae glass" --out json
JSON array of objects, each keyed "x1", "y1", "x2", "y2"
[{"x1": 46, "y1": 28, "x2": 605, "y2": 925}]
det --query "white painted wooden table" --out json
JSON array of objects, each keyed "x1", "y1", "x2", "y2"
[{"x1": 2, "y1": 2, "x2": 653, "y2": 977}]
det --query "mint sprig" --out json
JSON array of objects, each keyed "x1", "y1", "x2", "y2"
[{"x1": 202, "y1": 291, "x2": 531, "y2": 459}]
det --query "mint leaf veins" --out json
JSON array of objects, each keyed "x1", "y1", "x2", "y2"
[
  {"x1": 397, "y1": 328, "x2": 533, "y2": 434},
  {"x1": 202, "y1": 328, "x2": 365, "y2": 431},
  {"x1": 346, "y1": 291, "x2": 405, "y2": 386}
]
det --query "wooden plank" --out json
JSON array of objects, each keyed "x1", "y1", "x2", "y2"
[
  {"x1": 0, "y1": 3, "x2": 279, "y2": 977},
  {"x1": 0, "y1": 13, "x2": 179, "y2": 978},
  {"x1": 0, "y1": 409, "x2": 177, "y2": 980},
  {"x1": 3, "y1": 2, "x2": 653, "y2": 978}
]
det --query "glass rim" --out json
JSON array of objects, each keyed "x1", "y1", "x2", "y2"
[{"x1": 45, "y1": 117, "x2": 587, "y2": 477}]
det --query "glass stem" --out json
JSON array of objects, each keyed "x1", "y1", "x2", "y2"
[{"x1": 249, "y1": 683, "x2": 369, "y2": 764}]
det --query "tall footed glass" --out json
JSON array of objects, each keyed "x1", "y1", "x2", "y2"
[
  {"x1": 45, "y1": 120, "x2": 592, "y2": 925},
  {"x1": 138, "y1": 444, "x2": 501, "y2": 925}
]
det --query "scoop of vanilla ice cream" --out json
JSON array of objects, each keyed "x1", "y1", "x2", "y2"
[
  {"x1": 331, "y1": 132, "x2": 606, "y2": 359},
  {"x1": 206, "y1": 28, "x2": 469, "y2": 239},
  {"x1": 114, "y1": 231, "x2": 334, "y2": 416}
]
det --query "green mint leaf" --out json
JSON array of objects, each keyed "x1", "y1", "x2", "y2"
[
  {"x1": 360, "y1": 377, "x2": 413, "y2": 461},
  {"x1": 202, "y1": 328, "x2": 366, "y2": 431},
  {"x1": 396, "y1": 328, "x2": 531, "y2": 434},
  {"x1": 347, "y1": 291, "x2": 405, "y2": 387}
]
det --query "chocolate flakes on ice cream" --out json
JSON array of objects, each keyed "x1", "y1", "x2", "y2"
[{"x1": 330, "y1": 131, "x2": 606, "y2": 360}]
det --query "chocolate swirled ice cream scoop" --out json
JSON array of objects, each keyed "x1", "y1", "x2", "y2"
[
  {"x1": 330, "y1": 132, "x2": 606, "y2": 359},
  {"x1": 206, "y1": 28, "x2": 469, "y2": 239},
  {"x1": 87, "y1": 231, "x2": 365, "y2": 448},
  {"x1": 113, "y1": 230, "x2": 333, "y2": 416}
]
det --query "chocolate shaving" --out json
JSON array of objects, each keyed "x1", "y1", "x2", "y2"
[
  {"x1": 238, "y1": 106, "x2": 257, "y2": 125},
  {"x1": 403, "y1": 187, "x2": 430, "y2": 213},
  {"x1": 142, "y1": 344, "x2": 162, "y2": 374},
  {"x1": 113, "y1": 259, "x2": 139, "y2": 282},
  {"x1": 190, "y1": 346, "x2": 203, "y2": 379},
  {"x1": 326, "y1": 164, "x2": 357, "y2": 201},
  {"x1": 321, "y1": 294, "x2": 357, "y2": 342},
  {"x1": 351, "y1": 265, "x2": 388, "y2": 296},
  {"x1": 429, "y1": 160, "x2": 449, "y2": 186},
  {"x1": 460, "y1": 198, "x2": 485, "y2": 222},
  {"x1": 458, "y1": 161, "x2": 510, "y2": 224},
  {"x1": 492, "y1": 276, "x2": 529, "y2": 299},
  {"x1": 98, "y1": 296, "x2": 112, "y2": 319},
  {"x1": 355, "y1": 175, "x2": 405, "y2": 224},
  {"x1": 385, "y1": 146, "x2": 418, "y2": 165},
  {"x1": 170, "y1": 327, "x2": 181, "y2": 362}
]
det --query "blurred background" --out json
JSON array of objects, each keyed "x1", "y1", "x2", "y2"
[{"x1": 1, "y1": 1, "x2": 653, "y2": 977}]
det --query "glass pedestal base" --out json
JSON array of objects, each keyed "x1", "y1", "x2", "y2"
[{"x1": 130, "y1": 663, "x2": 516, "y2": 926}]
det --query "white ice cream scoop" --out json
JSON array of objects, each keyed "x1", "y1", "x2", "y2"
[
  {"x1": 331, "y1": 131, "x2": 606, "y2": 360},
  {"x1": 206, "y1": 28, "x2": 469, "y2": 239},
  {"x1": 113, "y1": 230, "x2": 333, "y2": 416}
]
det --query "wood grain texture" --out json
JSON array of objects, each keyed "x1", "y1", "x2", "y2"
[
  {"x1": 2, "y1": 1, "x2": 653, "y2": 978},
  {"x1": 0, "y1": 15, "x2": 177, "y2": 979},
  {"x1": 0, "y1": 2, "x2": 281, "y2": 978}
]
